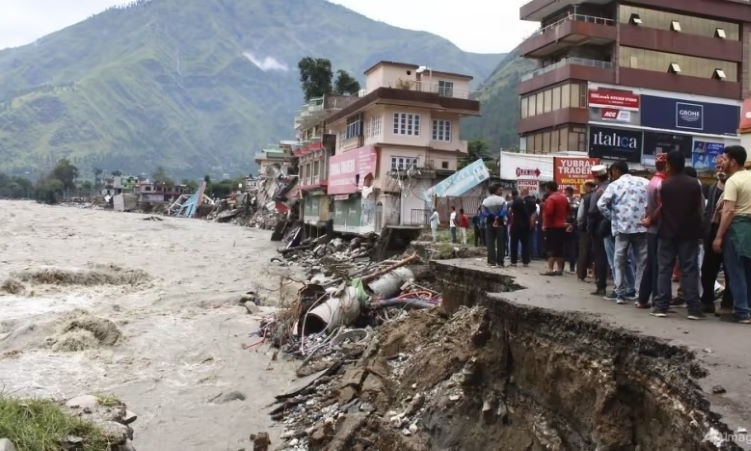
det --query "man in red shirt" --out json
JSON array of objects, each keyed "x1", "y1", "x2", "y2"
[{"x1": 542, "y1": 181, "x2": 571, "y2": 275}]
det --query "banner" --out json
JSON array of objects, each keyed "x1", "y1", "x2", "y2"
[
  {"x1": 588, "y1": 89, "x2": 640, "y2": 110},
  {"x1": 422, "y1": 159, "x2": 490, "y2": 203},
  {"x1": 692, "y1": 141, "x2": 724, "y2": 171},
  {"x1": 328, "y1": 146, "x2": 378, "y2": 195},
  {"x1": 499, "y1": 151, "x2": 554, "y2": 181},
  {"x1": 641, "y1": 95, "x2": 740, "y2": 136},
  {"x1": 553, "y1": 157, "x2": 599, "y2": 194},
  {"x1": 588, "y1": 126, "x2": 643, "y2": 163}
]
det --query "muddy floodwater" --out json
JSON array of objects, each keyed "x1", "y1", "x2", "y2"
[{"x1": 0, "y1": 200, "x2": 301, "y2": 450}]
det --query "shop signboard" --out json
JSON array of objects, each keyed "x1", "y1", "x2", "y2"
[
  {"x1": 588, "y1": 126, "x2": 643, "y2": 163},
  {"x1": 642, "y1": 132, "x2": 692, "y2": 166},
  {"x1": 328, "y1": 146, "x2": 378, "y2": 195},
  {"x1": 641, "y1": 95, "x2": 740, "y2": 136},
  {"x1": 692, "y1": 140, "x2": 725, "y2": 171},
  {"x1": 553, "y1": 157, "x2": 600, "y2": 194}
]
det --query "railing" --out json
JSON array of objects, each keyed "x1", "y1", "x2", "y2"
[
  {"x1": 377, "y1": 81, "x2": 471, "y2": 99},
  {"x1": 521, "y1": 57, "x2": 613, "y2": 81},
  {"x1": 525, "y1": 13, "x2": 615, "y2": 40}
]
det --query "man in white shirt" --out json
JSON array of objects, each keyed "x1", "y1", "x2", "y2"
[{"x1": 449, "y1": 206, "x2": 457, "y2": 243}]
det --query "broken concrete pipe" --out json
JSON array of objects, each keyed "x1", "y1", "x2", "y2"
[
  {"x1": 366, "y1": 265, "x2": 429, "y2": 299},
  {"x1": 297, "y1": 286, "x2": 361, "y2": 336}
]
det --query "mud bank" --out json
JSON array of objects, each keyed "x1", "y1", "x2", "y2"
[{"x1": 271, "y1": 263, "x2": 742, "y2": 450}]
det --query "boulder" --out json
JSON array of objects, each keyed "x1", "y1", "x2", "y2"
[{"x1": 0, "y1": 438, "x2": 16, "y2": 451}]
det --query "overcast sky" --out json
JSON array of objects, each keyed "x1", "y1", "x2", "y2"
[{"x1": 0, "y1": 0, "x2": 537, "y2": 53}]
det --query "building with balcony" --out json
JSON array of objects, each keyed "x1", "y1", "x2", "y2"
[
  {"x1": 294, "y1": 95, "x2": 358, "y2": 228},
  {"x1": 517, "y1": 0, "x2": 747, "y2": 171},
  {"x1": 325, "y1": 61, "x2": 480, "y2": 234}
]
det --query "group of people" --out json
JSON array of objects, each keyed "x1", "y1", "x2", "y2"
[{"x1": 473, "y1": 145, "x2": 751, "y2": 323}]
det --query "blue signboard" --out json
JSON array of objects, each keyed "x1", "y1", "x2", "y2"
[
  {"x1": 423, "y1": 159, "x2": 490, "y2": 204},
  {"x1": 640, "y1": 95, "x2": 739, "y2": 136},
  {"x1": 692, "y1": 141, "x2": 724, "y2": 171}
]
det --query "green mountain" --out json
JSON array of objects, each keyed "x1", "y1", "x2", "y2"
[
  {"x1": 461, "y1": 50, "x2": 536, "y2": 154},
  {"x1": 0, "y1": 0, "x2": 503, "y2": 179}
]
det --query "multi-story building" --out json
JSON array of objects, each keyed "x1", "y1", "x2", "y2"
[
  {"x1": 294, "y1": 95, "x2": 357, "y2": 229},
  {"x1": 254, "y1": 145, "x2": 291, "y2": 176},
  {"x1": 324, "y1": 61, "x2": 480, "y2": 234},
  {"x1": 517, "y1": 0, "x2": 748, "y2": 171}
]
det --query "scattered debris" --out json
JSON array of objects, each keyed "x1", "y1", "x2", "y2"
[
  {"x1": 711, "y1": 385, "x2": 727, "y2": 394},
  {"x1": 63, "y1": 393, "x2": 137, "y2": 450},
  {"x1": 210, "y1": 391, "x2": 247, "y2": 404}
]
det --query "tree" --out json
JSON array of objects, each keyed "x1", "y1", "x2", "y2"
[
  {"x1": 181, "y1": 179, "x2": 198, "y2": 193},
  {"x1": 298, "y1": 57, "x2": 333, "y2": 101},
  {"x1": 334, "y1": 70, "x2": 360, "y2": 96},
  {"x1": 93, "y1": 167, "x2": 104, "y2": 189},
  {"x1": 152, "y1": 166, "x2": 174, "y2": 186},
  {"x1": 458, "y1": 139, "x2": 494, "y2": 170},
  {"x1": 51, "y1": 158, "x2": 79, "y2": 191},
  {"x1": 111, "y1": 170, "x2": 122, "y2": 176}
]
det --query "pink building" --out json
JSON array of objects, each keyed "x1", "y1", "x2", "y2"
[{"x1": 325, "y1": 61, "x2": 480, "y2": 234}]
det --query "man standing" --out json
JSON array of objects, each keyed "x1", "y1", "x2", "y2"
[
  {"x1": 509, "y1": 189, "x2": 533, "y2": 267},
  {"x1": 458, "y1": 208, "x2": 469, "y2": 245},
  {"x1": 563, "y1": 186, "x2": 579, "y2": 273},
  {"x1": 588, "y1": 165, "x2": 611, "y2": 295},
  {"x1": 576, "y1": 181, "x2": 595, "y2": 281},
  {"x1": 541, "y1": 181, "x2": 571, "y2": 276},
  {"x1": 649, "y1": 151, "x2": 705, "y2": 319},
  {"x1": 637, "y1": 153, "x2": 668, "y2": 308},
  {"x1": 701, "y1": 154, "x2": 732, "y2": 314},
  {"x1": 713, "y1": 145, "x2": 751, "y2": 324},
  {"x1": 482, "y1": 184, "x2": 507, "y2": 267},
  {"x1": 429, "y1": 208, "x2": 440, "y2": 242},
  {"x1": 597, "y1": 161, "x2": 649, "y2": 304},
  {"x1": 449, "y1": 206, "x2": 457, "y2": 243}
]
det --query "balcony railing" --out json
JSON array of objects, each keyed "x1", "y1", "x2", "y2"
[
  {"x1": 525, "y1": 13, "x2": 614, "y2": 40},
  {"x1": 377, "y1": 81, "x2": 471, "y2": 99},
  {"x1": 521, "y1": 57, "x2": 613, "y2": 81}
]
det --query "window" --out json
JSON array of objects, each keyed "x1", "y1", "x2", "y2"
[
  {"x1": 619, "y1": 5, "x2": 739, "y2": 40},
  {"x1": 391, "y1": 156, "x2": 418, "y2": 171},
  {"x1": 441, "y1": 161, "x2": 449, "y2": 169},
  {"x1": 552, "y1": 86, "x2": 561, "y2": 111},
  {"x1": 393, "y1": 113, "x2": 421, "y2": 136},
  {"x1": 543, "y1": 89, "x2": 552, "y2": 114},
  {"x1": 520, "y1": 97, "x2": 528, "y2": 119},
  {"x1": 432, "y1": 120, "x2": 451, "y2": 141},
  {"x1": 438, "y1": 80, "x2": 454, "y2": 97},
  {"x1": 619, "y1": 46, "x2": 737, "y2": 81},
  {"x1": 367, "y1": 115, "x2": 382, "y2": 138},
  {"x1": 345, "y1": 114, "x2": 362, "y2": 139}
]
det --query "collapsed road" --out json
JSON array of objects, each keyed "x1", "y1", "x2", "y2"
[{"x1": 1, "y1": 200, "x2": 749, "y2": 450}]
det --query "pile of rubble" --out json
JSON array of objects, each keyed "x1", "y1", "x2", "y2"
[{"x1": 264, "y1": 307, "x2": 486, "y2": 451}]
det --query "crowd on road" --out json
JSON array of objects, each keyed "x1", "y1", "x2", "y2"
[{"x1": 473, "y1": 146, "x2": 751, "y2": 323}]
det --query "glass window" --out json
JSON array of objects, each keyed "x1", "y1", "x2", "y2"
[
  {"x1": 551, "y1": 128, "x2": 560, "y2": 152},
  {"x1": 561, "y1": 84, "x2": 571, "y2": 109},
  {"x1": 618, "y1": 5, "x2": 739, "y2": 40},
  {"x1": 393, "y1": 113, "x2": 421, "y2": 136},
  {"x1": 438, "y1": 80, "x2": 454, "y2": 97},
  {"x1": 552, "y1": 86, "x2": 561, "y2": 111},
  {"x1": 543, "y1": 89, "x2": 552, "y2": 114},
  {"x1": 432, "y1": 120, "x2": 451, "y2": 141},
  {"x1": 559, "y1": 128, "x2": 569, "y2": 151},
  {"x1": 521, "y1": 97, "x2": 528, "y2": 119},
  {"x1": 570, "y1": 83, "x2": 580, "y2": 108},
  {"x1": 529, "y1": 94, "x2": 537, "y2": 116},
  {"x1": 346, "y1": 115, "x2": 362, "y2": 139},
  {"x1": 543, "y1": 131, "x2": 551, "y2": 152},
  {"x1": 619, "y1": 46, "x2": 738, "y2": 81},
  {"x1": 536, "y1": 94, "x2": 544, "y2": 116}
]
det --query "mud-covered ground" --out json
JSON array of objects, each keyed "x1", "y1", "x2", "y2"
[{"x1": 0, "y1": 200, "x2": 302, "y2": 450}]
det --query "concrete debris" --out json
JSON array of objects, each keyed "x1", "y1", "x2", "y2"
[
  {"x1": 210, "y1": 391, "x2": 247, "y2": 404},
  {"x1": 249, "y1": 432, "x2": 271, "y2": 451}
]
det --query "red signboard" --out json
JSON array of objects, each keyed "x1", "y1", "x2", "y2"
[
  {"x1": 588, "y1": 89, "x2": 640, "y2": 110},
  {"x1": 740, "y1": 97, "x2": 751, "y2": 133},
  {"x1": 553, "y1": 157, "x2": 600, "y2": 194},
  {"x1": 328, "y1": 146, "x2": 378, "y2": 195}
]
